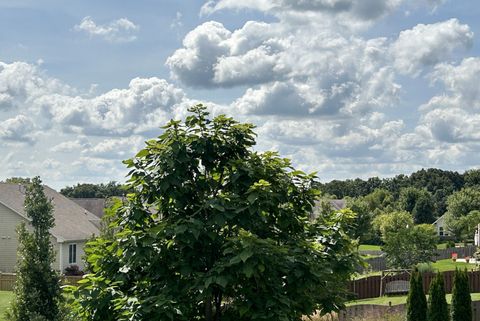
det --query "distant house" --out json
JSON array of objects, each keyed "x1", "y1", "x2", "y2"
[
  {"x1": 432, "y1": 214, "x2": 449, "y2": 237},
  {"x1": 311, "y1": 199, "x2": 346, "y2": 220},
  {"x1": 0, "y1": 183, "x2": 100, "y2": 273},
  {"x1": 70, "y1": 198, "x2": 107, "y2": 219}
]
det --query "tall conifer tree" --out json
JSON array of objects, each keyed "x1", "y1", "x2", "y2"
[
  {"x1": 451, "y1": 269, "x2": 472, "y2": 321},
  {"x1": 406, "y1": 269, "x2": 427, "y2": 321},
  {"x1": 427, "y1": 272, "x2": 448, "y2": 321}
]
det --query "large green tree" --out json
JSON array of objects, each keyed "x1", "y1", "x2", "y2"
[
  {"x1": 398, "y1": 187, "x2": 435, "y2": 224},
  {"x1": 6, "y1": 177, "x2": 62, "y2": 321},
  {"x1": 445, "y1": 187, "x2": 480, "y2": 240},
  {"x1": 374, "y1": 211, "x2": 437, "y2": 268},
  {"x1": 70, "y1": 105, "x2": 359, "y2": 321}
]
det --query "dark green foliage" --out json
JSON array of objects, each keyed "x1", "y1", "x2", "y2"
[
  {"x1": 318, "y1": 167, "x2": 468, "y2": 218},
  {"x1": 406, "y1": 270, "x2": 427, "y2": 321},
  {"x1": 69, "y1": 105, "x2": 360, "y2": 321},
  {"x1": 60, "y1": 181, "x2": 129, "y2": 198},
  {"x1": 427, "y1": 273, "x2": 448, "y2": 321},
  {"x1": 6, "y1": 177, "x2": 62, "y2": 321},
  {"x1": 399, "y1": 187, "x2": 435, "y2": 224},
  {"x1": 451, "y1": 269, "x2": 472, "y2": 321}
]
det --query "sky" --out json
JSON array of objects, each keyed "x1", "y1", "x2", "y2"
[{"x1": 1, "y1": 0, "x2": 480, "y2": 190}]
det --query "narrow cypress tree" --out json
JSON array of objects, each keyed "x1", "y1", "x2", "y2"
[
  {"x1": 407, "y1": 269, "x2": 427, "y2": 321},
  {"x1": 451, "y1": 269, "x2": 472, "y2": 321},
  {"x1": 427, "y1": 273, "x2": 449, "y2": 321},
  {"x1": 6, "y1": 177, "x2": 62, "y2": 321}
]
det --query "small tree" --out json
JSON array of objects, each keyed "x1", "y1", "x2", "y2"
[
  {"x1": 427, "y1": 272, "x2": 448, "y2": 321},
  {"x1": 451, "y1": 269, "x2": 472, "y2": 321},
  {"x1": 374, "y1": 211, "x2": 438, "y2": 268},
  {"x1": 6, "y1": 176, "x2": 62, "y2": 321},
  {"x1": 406, "y1": 270, "x2": 427, "y2": 321}
]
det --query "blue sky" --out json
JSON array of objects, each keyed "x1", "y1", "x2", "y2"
[{"x1": 1, "y1": 0, "x2": 480, "y2": 189}]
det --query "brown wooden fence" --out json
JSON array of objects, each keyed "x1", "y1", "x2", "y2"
[
  {"x1": 349, "y1": 270, "x2": 480, "y2": 300},
  {"x1": 0, "y1": 273, "x2": 83, "y2": 291}
]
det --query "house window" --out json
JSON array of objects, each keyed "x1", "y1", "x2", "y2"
[
  {"x1": 68, "y1": 244, "x2": 77, "y2": 264},
  {"x1": 439, "y1": 227, "x2": 444, "y2": 236}
]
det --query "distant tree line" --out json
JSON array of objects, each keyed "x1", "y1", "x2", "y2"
[
  {"x1": 317, "y1": 168, "x2": 480, "y2": 248},
  {"x1": 60, "y1": 181, "x2": 130, "y2": 198},
  {"x1": 316, "y1": 168, "x2": 476, "y2": 218}
]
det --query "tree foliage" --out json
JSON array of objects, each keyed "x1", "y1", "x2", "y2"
[
  {"x1": 406, "y1": 269, "x2": 427, "y2": 321},
  {"x1": 427, "y1": 272, "x2": 448, "y2": 321},
  {"x1": 399, "y1": 187, "x2": 435, "y2": 224},
  {"x1": 69, "y1": 105, "x2": 359, "y2": 321},
  {"x1": 6, "y1": 177, "x2": 62, "y2": 321},
  {"x1": 445, "y1": 187, "x2": 480, "y2": 240},
  {"x1": 374, "y1": 212, "x2": 437, "y2": 268},
  {"x1": 451, "y1": 269, "x2": 472, "y2": 321},
  {"x1": 60, "y1": 181, "x2": 128, "y2": 198}
]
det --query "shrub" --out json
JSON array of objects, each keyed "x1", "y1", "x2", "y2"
[
  {"x1": 64, "y1": 265, "x2": 84, "y2": 276},
  {"x1": 451, "y1": 269, "x2": 472, "y2": 321},
  {"x1": 427, "y1": 272, "x2": 448, "y2": 321},
  {"x1": 406, "y1": 269, "x2": 427, "y2": 321},
  {"x1": 417, "y1": 262, "x2": 434, "y2": 274}
]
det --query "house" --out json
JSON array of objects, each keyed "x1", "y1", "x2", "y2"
[
  {"x1": 432, "y1": 214, "x2": 449, "y2": 237},
  {"x1": 310, "y1": 199, "x2": 346, "y2": 220},
  {"x1": 70, "y1": 197, "x2": 107, "y2": 219},
  {"x1": 0, "y1": 183, "x2": 100, "y2": 273}
]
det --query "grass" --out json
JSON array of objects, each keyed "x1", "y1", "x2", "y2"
[
  {"x1": 431, "y1": 259, "x2": 476, "y2": 272},
  {"x1": 358, "y1": 244, "x2": 382, "y2": 251},
  {"x1": 347, "y1": 292, "x2": 480, "y2": 306},
  {"x1": 0, "y1": 291, "x2": 13, "y2": 321}
]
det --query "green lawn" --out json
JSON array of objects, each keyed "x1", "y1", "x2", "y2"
[
  {"x1": 0, "y1": 291, "x2": 13, "y2": 321},
  {"x1": 347, "y1": 292, "x2": 480, "y2": 306},
  {"x1": 358, "y1": 244, "x2": 382, "y2": 251},
  {"x1": 431, "y1": 259, "x2": 476, "y2": 272}
]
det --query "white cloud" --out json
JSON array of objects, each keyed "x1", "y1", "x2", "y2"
[
  {"x1": 74, "y1": 16, "x2": 139, "y2": 43},
  {"x1": 391, "y1": 19, "x2": 473, "y2": 76},
  {"x1": 0, "y1": 115, "x2": 36, "y2": 144}
]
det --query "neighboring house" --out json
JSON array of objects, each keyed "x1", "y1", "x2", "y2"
[
  {"x1": 432, "y1": 214, "x2": 449, "y2": 237},
  {"x1": 0, "y1": 183, "x2": 100, "y2": 273},
  {"x1": 311, "y1": 199, "x2": 346, "y2": 220},
  {"x1": 70, "y1": 198, "x2": 107, "y2": 219}
]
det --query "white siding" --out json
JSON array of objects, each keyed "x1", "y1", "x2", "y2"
[
  {"x1": 59, "y1": 241, "x2": 87, "y2": 272},
  {"x1": 0, "y1": 202, "x2": 88, "y2": 273},
  {"x1": 0, "y1": 203, "x2": 26, "y2": 272}
]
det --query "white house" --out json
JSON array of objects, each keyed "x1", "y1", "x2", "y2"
[
  {"x1": 0, "y1": 183, "x2": 100, "y2": 273},
  {"x1": 432, "y1": 214, "x2": 449, "y2": 237}
]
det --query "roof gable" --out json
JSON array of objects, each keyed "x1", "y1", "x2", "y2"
[{"x1": 0, "y1": 183, "x2": 100, "y2": 242}]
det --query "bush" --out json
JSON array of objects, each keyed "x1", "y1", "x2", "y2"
[
  {"x1": 446, "y1": 240, "x2": 456, "y2": 248},
  {"x1": 64, "y1": 265, "x2": 84, "y2": 276},
  {"x1": 417, "y1": 262, "x2": 434, "y2": 274}
]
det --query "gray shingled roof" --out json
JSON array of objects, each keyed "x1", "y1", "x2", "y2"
[
  {"x1": 0, "y1": 183, "x2": 100, "y2": 242},
  {"x1": 70, "y1": 198, "x2": 107, "y2": 219}
]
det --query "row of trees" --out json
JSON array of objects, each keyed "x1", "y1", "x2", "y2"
[
  {"x1": 407, "y1": 269, "x2": 471, "y2": 321},
  {"x1": 319, "y1": 168, "x2": 480, "y2": 220}
]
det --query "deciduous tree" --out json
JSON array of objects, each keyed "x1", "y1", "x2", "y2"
[
  {"x1": 70, "y1": 105, "x2": 359, "y2": 321},
  {"x1": 6, "y1": 177, "x2": 62, "y2": 321}
]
